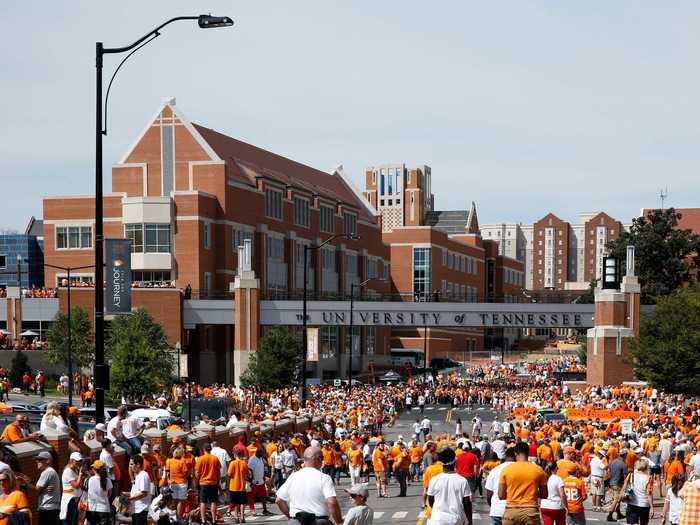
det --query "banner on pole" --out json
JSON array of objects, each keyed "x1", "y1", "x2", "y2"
[
  {"x1": 307, "y1": 327, "x2": 319, "y2": 362},
  {"x1": 106, "y1": 239, "x2": 131, "y2": 314}
]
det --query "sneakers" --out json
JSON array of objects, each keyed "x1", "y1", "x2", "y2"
[{"x1": 606, "y1": 515, "x2": 616, "y2": 522}]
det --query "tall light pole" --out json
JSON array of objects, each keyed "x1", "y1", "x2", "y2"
[
  {"x1": 45, "y1": 263, "x2": 94, "y2": 407},
  {"x1": 94, "y1": 14, "x2": 233, "y2": 423},
  {"x1": 301, "y1": 233, "x2": 359, "y2": 408},
  {"x1": 348, "y1": 277, "x2": 383, "y2": 390}
]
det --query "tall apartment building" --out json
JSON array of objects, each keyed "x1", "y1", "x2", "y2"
[
  {"x1": 482, "y1": 212, "x2": 625, "y2": 291},
  {"x1": 42, "y1": 98, "x2": 392, "y2": 383},
  {"x1": 364, "y1": 164, "x2": 525, "y2": 361}
]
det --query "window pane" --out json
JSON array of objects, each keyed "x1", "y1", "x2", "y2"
[
  {"x1": 57, "y1": 228, "x2": 67, "y2": 249},
  {"x1": 68, "y1": 227, "x2": 80, "y2": 248},
  {"x1": 80, "y1": 227, "x2": 92, "y2": 248}
]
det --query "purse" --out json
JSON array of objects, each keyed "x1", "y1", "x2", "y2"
[{"x1": 621, "y1": 473, "x2": 634, "y2": 502}]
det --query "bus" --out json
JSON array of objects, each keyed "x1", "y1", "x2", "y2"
[{"x1": 390, "y1": 348, "x2": 424, "y2": 368}]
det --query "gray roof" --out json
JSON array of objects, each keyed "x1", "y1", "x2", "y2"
[
  {"x1": 424, "y1": 210, "x2": 469, "y2": 234},
  {"x1": 25, "y1": 216, "x2": 43, "y2": 237}
]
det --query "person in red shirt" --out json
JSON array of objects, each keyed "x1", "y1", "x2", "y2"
[
  {"x1": 456, "y1": 444, "x2": 479, "y2": 493},
  {"x1": 21, "y1": 372, "x2": 31, "y2": 393}
]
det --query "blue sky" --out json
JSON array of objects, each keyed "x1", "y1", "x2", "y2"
[{"x1": 1, "y1": 1, "x2": 699, "y2": 231}]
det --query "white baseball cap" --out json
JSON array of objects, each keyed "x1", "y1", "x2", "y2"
[{"x1": 70, "y1": 452, "x2": 84, "y2": 462}]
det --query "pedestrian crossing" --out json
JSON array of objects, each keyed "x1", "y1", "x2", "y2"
[{"x1": 236, "y1": 511, "x2": 485, "y2": 522}]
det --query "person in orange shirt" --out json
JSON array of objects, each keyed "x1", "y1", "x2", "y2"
[
  {"x1": 422, "y1": 458, "x2": 443, "y2": 519},
  {"x1": 393, "y1": 442, "x2": 411, "y2": 497},
  {"x1": 195, "y1": 443, "x2": 221, "y2": 524},
  {"x1": 563, "y1": 466, "x2": 587, "y2": 525},
  {"x1": 347, "y1": 442, "x2": 364, "y2": 485},
  {"x1": 321, "y1": 442, "x2": 336, "y2": 478},
  {"x1": 537, "y1": 440, "x2": 554, "y2": 465},
  {"x1": 0, "y1": 415, "x2": 41, "y2": 444},
  {"x1": 665, "y1": 451, "x2": 685, "y2": 485},
  {"x1": 0, "y1": 470, "x2": 30, "y2": 525},
  {"x1": 227, "y1": 449, "x2": 250, "y2": 523},
  {"x1": 410, "y1": 440, "x2": 424, "y2": 482},
  {"x1": 372, "y1": 441, "x2": 389, "y2": 498},
  {"x1": 164, "y1": 447, "x2": 190, "y2": 518}
]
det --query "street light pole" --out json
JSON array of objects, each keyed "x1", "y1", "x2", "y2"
[
  {"x1": 45, "y1": 263, "x2": 93, "y2": 407},
  {"x1": 348, "y1": 277, "x2": 382, "y2": 390},
  {"x1": 301, "y1": 232, "x2": 359, "y2": 408},
  {"x1": 94, "y1": 15, "x2": 233, "y2": 424}
]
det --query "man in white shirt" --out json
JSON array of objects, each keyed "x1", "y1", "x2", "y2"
[
  {"x1": 276, "y1": 447, "x2": 342, "y2": 525},
  {"x1": 491, "y1": 437, "x2": 507, "y2": 461},
  {"x1": 418, "y1": 395, "x2": 426, "y2": 414},
  {"x1": 121, "y1": 411, "x2": 144, "y2": 454},
  {"x1": 484, "y1": 447, "x2": 515, "y2": 525},
  {"x1": 689, "y1": 450, "x2": 700, "y2": 478},
  {"x1": 248, "y1": 448, "x2": 271, "y2": 516},
  {"x1": 127, "y1": 454, "x2": 152, "y2": 525},
  {"x1": 589, "y1": 450, "x2": 608, "y2": 511},
  {"x1": 107, "y1": 406, "x2": 134, "y2": 456},
  {"x1": 99, "y1": 439, "x2": 116, "y2": 481},
  {"x1": 427, "y1": 448, "x2": 473, "y2": 525},
  {"x1": 413, "y1": 419, "x2": 422, "y2": 442},
  {"x1": 421, "y1": 417, "x2": 432, "y2": 441},
  {"x1": 490, "y1": 417, "x2": 501, "y2": 437},
  {"x1": 211, "y1": 441, "x2": 231, "y2": 501}
]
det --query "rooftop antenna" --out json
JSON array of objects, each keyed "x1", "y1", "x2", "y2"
[{"x1": 659, "y1": 187, "x2": 668, "y2": 210}]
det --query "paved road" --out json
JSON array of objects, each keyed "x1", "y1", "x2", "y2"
[{"x1": 238, "y1": 404, "x2": 657, "y2": 525}]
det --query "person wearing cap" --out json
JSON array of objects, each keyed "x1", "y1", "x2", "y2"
[
  {"x1": 343, "y1": 484, "x2": 373, "y2": 525},
  {"x1": 148, "y1": 486, "x2": 177, "y2": 524},
  {"x1": 556, "y1": 447, "x2": 584, "y2": 479},
  {"x1": 18, "y1": 450, "x2": 59, "y2": 525},
  {"x1": 427, "y1": 448, "x2": 473, "y2": 525},
  {"x1": 60, "y1": 451, "x2": 86, "y2": 525},
  {"x1": 276, "y1": 447, "x2": 342, "y2": 525},
  {"x1": 589, "y1": 449, "x2": 608, "y2": 512},
  {"x1": 563, "y1": 462, "x2": 587, "y2": 525},
  {"x1": 94, "y1": 423, "x2": 107, "y2": 442},
  {"x1": 86, "y1": 459, "x2": 112, "y2": 524}
]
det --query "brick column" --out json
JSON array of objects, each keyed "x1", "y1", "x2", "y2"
[
  {"x1": 42, "y1": 428, "x2": 71, "y2": 473},
  {"x1": 586, "y1": 288, "x2": 634, "y2": 386},
  {"x1": 233, "y1": 240, "x2": 260, "y2": 386}
]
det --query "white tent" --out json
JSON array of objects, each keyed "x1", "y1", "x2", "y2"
[{"x1": 20, "y1": 330, "x2": 38, "y2": 337}]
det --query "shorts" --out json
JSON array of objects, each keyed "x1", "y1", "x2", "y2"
[
  {"x1": 565, "y1": 512, "x2": 585, "y2": 525},
  {"x1": 170, "y1": 482, "x2": 188, "y2": 500},
  {"x1": 249, "y1": 483, "x2": 267, "y2": 497},
  {"x1": 229, "y1": 490, "x2": 247, "y2": 505},
  {"x1": 590, "y1": 476, "x2": 605, "y2": 496},
  {"x1": 199, "y1": 484, "x2": 219, "y2": 504},
  {"x1": 503, "y1": 507, "x2": 541, "y2": 525},
  {"x1": 626, "y1": 504, "x2": 650, "y2": 525}
]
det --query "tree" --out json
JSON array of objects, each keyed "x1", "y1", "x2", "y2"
[
  {"x1": 106, "y1": 309, "x2": 174, "y2": 401},
  {"x1": 575, "y1": 280, "x2": 598, "y2": 304},
  {"x1": 607, "y1": 208, "x2": 700, "y2": 304},
  {"x1": 241, "y1": 326, "x2": 301, "y2": 390},
  {"x1": 629, "y1": 286, "x2": 700, "y2": 395},
  {"x1": 9, "y1": 350, "x2": 31, "y2": 388},
  {"x1": 45, "y1": 306, "x2": 94, "y2": 369}
]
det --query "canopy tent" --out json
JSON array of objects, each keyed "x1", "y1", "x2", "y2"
[{"x1": 19, "y1": 330, "x2": 39, "y2": 337}]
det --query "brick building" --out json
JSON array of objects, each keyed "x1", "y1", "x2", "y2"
[
  {"x1": 42, "y1": 98, "x2": 392, "y2": 383},
  {"x1": 363, "y1": 164, "x2": 525, "y2": 362}
]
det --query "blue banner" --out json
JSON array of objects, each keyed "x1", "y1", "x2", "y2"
[{"x1": 106, "y1": 239, "x2": 131, "y2": 314}]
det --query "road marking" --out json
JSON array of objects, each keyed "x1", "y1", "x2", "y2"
[
  {"x1": 392, "y1": 512, "x2": 407, "y2": 519},
  {"x1": 247, "y1": 517, "x2": 258, "y2": 522},
  {"x1": 439, "y1": 407, "x2": 447, "y2": 411},
  {"x1": 269, "y1": 515, "x2": 286, "y2": 521},
  {"x1": 374, "y1": 512, "x2": 384, "y2": 519}
]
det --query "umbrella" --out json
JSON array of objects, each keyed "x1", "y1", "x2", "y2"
[
  {"x1": 0, "y1": 329, "x2": 11, "y2": 335},
  {"x1": 20, "y1": 330, "x2": 39, "y2": 337}
]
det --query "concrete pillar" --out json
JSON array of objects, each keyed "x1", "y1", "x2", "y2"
[
  {"x1": 233, "y1": 239, "x2": 260, "y2": 387},
  {"x1": 586, "y1": 288, "x2": 635, "y2": 386}
]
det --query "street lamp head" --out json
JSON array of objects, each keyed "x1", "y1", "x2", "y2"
[
  {"x1": 345, "y1": 233, "x2": 361, "y2": 241},
  {"x1": 198, "y1": 15, "x2": 234, "y2": 28}
]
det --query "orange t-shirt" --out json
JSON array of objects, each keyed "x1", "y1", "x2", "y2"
[
  {"x1": 537, "y1": 444, "x2": 553, "y2": 462},
  {"x1": 423, "y1": 462, "x2": 443, "y2": 518},
  {"x1": 372, "y1": 448, "x2": 388, "y2": 472},
  {"x1": 166, "y1": 458, "x2": 190, "y2": 484},
  {"x1": 228, "y1": 458, "x2": 250, "y2": 492},
  {"x1": 499, "y1": 461, "x2": 546, "y2": 508},
  {"x1": 556, "y1": 459, "x2": 580, "y2": 479},
  {"x1": 0, "y1": 424, "x2": 23, "y2": 443},
  {"x1": 410, "y1": 446, "x2": 424, "y2": 464},
  {"x1": 666, "y1": 460, "x2": 684, "y2": 483},
  {"x1": 563, "y1": 476, "x2": 587, "y2": 514},
  {"x1": 195, "y1": 453, "x2": 221, "y2": 486},
  {"x1": 348, "y1": 448, "x2": 363, "y2": 468},
  {"x1": 0, "y1": 490, "x2": 30, "y2": 525},
  {"x1": 322, "y1": 448, "x2": 336, "y2": 466}
]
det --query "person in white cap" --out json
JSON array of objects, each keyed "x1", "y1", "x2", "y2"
[
  {"x1": 60, "y1": 451, "x2": 86, "y2": 525},
  {"x1": 343, "y1": 484, "x2": 373, "y2": 525}
]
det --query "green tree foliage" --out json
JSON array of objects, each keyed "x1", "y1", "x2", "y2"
[
  {"x1": 106, "y1": 309, "x2": 174, "y2": 401},
  {"x1": 607, "y1": 208, "x2": 700, "y2": 304},
  {"x1": 241, "y1": 326, "x2": 301, "y2": 390},
  {"x1": 630, "y1": 287, "x2": 700, "y2": 395},
  {"x1": 575, "y1": 280, "x2": 598, "y2": 304},
  {"x1": 45, "y1": 307, "x2": 94, "y2": 369},
  {"x1": 9, "y1": 350, "x2": 31, "y2": 388}
]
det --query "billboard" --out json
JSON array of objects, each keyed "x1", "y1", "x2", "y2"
[{"x1": 106, "y1": 239, "x2": 131, "y2": 314}]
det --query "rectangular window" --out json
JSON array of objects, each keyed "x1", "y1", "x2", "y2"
[
  {"x1": 232, "y1": 228, "x2": 254, "y2": 253},
  {"x1": 265, "y1": 187, "x2": 283, "y2": 219},
  {"x1": 380, "y1": 172, "x2": 385, "y2": 195},
  {"x1": 293, "y1": 197, "x2": 310, "y2": 227},
  {"x1": 204, "y1": 272, "x2": 212, "y2": 291},
  {"x1": 321, "y1": 326, "x2": 338, "y2": 359},
  {"x1": 343, "y1": 212, "x2": 357, "y2": 236},
  {"x1": 132, "y1": 270, "x2": 172, "y2": 284},
  {"x1": 125, "y1": 224, "x2": 144, "y2": 253},
  {"x1": 413, "y1": 247, "x2": 432, "y2": 301},
  {"x1": 145, "y1": 224, "x2": 170, "y2": 253},
  {"x1": 388, "y1": 172, "x2": 393, "y2": 194},
  {"x1": 0, "y1": 255, "x2": 5, "y2": 269},
  {"x1": 367, "y1": 258, "x2": 378, "y2": 279},
  {"x1": 322, "y1": 248, "x2": 335, "y2": 270},
  {"x1": 266, "y1": 236, "x2": 285, "y2": 260},
  {"x1": 320, "y1": 205, "x2": 335, "y2": 233},
  {"x1": 56, "y1": 226, "x2": 92, "y2": 249},
  {"x1": 203, "y1": 222, "x2": 211, "y2": 249},
  {"x1": 366, "y1": 326, "x2": 376, "y2": 356}
]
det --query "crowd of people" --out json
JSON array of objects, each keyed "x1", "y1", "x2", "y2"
[{"x1": 0, "y1": 360, "x2": 699, "y2": 525}]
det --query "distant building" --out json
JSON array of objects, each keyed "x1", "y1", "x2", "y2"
[{"x1": 0, "y1": 217, "x2": 44, "y2": 289}]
